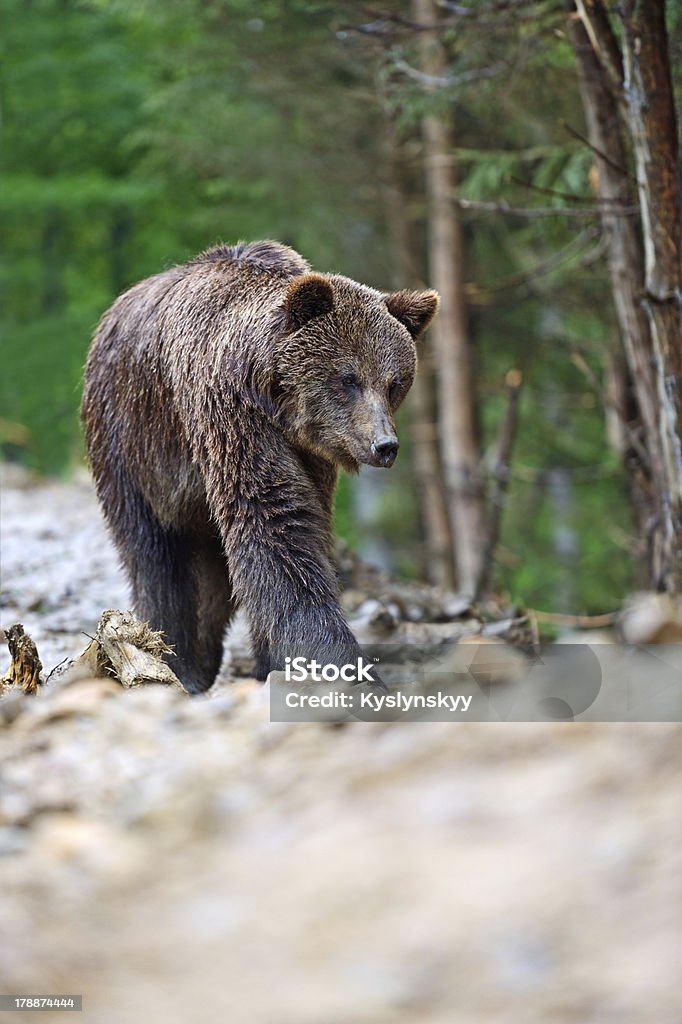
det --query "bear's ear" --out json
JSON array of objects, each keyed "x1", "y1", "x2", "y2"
[
  {"x1": 284, "y1": 273, "x2": 335, "y2": 331},
  {"x1": 385, "y1": 289, "x2": 440, "y2": 339}
]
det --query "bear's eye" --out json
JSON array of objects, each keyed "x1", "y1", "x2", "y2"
[
  {"x1": 388, "y1": 380, "x2": 403, "y2": 403},
  {"x1": 341, "y1": 373, "x2": 361, "y2": 393}
]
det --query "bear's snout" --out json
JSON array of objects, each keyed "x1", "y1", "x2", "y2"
[{"x1": 370, "y1": 436, "x2": 399, "y2": 468}]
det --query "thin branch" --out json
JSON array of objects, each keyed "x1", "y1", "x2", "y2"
[
  {"x1": 392, "y1": 57, "x2": 510, "y2": 89},
  {"x1": 440, "y1": 0, "x2": 557, "y2": 13},
  {"x1": 561, "y1": 120, "x2": 634, "y2": 179},
  {"x1": 340, "y1": 0, "x2": 563, "y2": 37},
  {"x1": 570, "y1": 350, "x2": 651, "y2": 470},
  {"x1": 510, "y1": 175, "x2": 632, "y2": 206},
  {"x1": 512, "y1": 463, "x2": 624, "y2": 482},
  {"x1": 451, "y1": 195, "x2": 637, "y2": 218},
  {"x1": 455, "y1": 143, "x2": 582, "y2": 162},
  {"x1": 467, "y1": 227, "x2": 600, "y2": 299},
  {"x1": 574, "y1": 0, "x2": 624, "y2": 93}
]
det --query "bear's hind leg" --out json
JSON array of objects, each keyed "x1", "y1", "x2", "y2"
[
  {"x1": 107, "y1": 482, "x2": 215, "y2": 693},
  {"x1": 194, "y1": 533, "x2": 236, "y2": 689}
]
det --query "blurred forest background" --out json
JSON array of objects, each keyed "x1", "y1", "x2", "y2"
[{"x1": 2, "y1": 0, "x2": 682, "y2": 614}]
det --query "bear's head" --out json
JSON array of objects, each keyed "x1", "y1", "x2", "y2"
[{"x1": 272, "y1": 273, "x2": 439, "y2": 472}]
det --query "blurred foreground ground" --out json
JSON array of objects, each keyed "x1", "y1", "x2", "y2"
[{"x1": 0, "y1": 467, "x2": 680, "y2": 1023}]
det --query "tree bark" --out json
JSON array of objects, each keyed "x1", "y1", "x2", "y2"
[
  {"x1": 382, "y1": 119, "x2": 454, "y2": 587},
  {"x1": 570, "y1": 10, "x2": 659, "y2": 575},
  {"x1": 413, "y1": 0, "x2": 485, "y2": 596},
  {"x1": 475, "y1": 369, "x2": 523, "y2": 601},
  {"x1": 619, "y1": 0, "x2": 682, "y2": 590},
  {"x1": 572, "y1": 1, "x2": 682, "y2": 590}
]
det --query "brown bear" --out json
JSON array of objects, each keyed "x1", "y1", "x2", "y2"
[{"x1": 82, "y1": 241, "x2": 439, "y2": 693}]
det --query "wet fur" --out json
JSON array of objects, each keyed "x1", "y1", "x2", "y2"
[{"x1": 82, "y1": 241, "x2": 438, "y2": 692}]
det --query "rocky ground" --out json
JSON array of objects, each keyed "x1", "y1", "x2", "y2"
[{"x1": 0, "y1": 465, "x2": 680, "y2": 1024}]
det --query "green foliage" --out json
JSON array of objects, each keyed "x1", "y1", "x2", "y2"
[
  {"x1": 4, "y1": 0, "x2": 668, "y2": 613},
  {"x1": 1, "y1": 0, "x2": 387, "y2": 473}
]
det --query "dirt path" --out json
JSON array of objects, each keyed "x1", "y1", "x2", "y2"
[
  {"x1": 0, "y1": 467, "x2": 680, "y2": 1024},
  {"x1": 0, "y1": 465, "x2": 129, "y2": 671}
]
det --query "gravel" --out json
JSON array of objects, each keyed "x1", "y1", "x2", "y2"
[{"x1": 0, "y1": 465, "x2": 680, "y2": 1024}]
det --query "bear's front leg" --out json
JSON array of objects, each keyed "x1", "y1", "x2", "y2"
[
  {"x1": 198, "y1": 416, "x2": 382, "y2": 686},
  {"x1": 209, "y1": 448, "x2": 374, "y2": 679},
  {"x1": 226, "y1": 507, "x2": 368, "y2": 680}
]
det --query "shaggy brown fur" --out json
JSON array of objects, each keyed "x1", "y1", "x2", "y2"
[{"x1": 82, "y1": 241, "x2": 439, "y2": 692}]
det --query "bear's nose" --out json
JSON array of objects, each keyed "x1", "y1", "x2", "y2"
[{"x1": 372, "y1": 437, "x2": 399, "y2": 467}]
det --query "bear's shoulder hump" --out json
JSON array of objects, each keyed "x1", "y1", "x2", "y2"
[{"x1": 194, "y1": 240, "x2": 311, "y2": 279}]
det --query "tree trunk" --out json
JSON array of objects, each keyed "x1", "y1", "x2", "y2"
[
  {"x1": 475, "y1": 369, "x2": 523, "y2": 601},
  {"x1": 619, "y1": 0, "x2": 682, "y2": 590},
  {"x1": 413, "y1": 0, "x2": 485, "y2": 596},
  {"x1": 382, "y1": 119, "x2": 454, "y2": 587},
  {"x1": 572, "y1": 1, "x2": 682, "y2": 591},
  {"x1": 570, "y1": 10, "x2": 659, "y2": 576}
]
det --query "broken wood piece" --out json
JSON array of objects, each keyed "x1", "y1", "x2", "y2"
[
  {"x1": 84, "y1": 609, "x2": 185, "y2": 690},
  {"x1": 1, "y1": 623, "x2": 44, "y2": 695}
]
